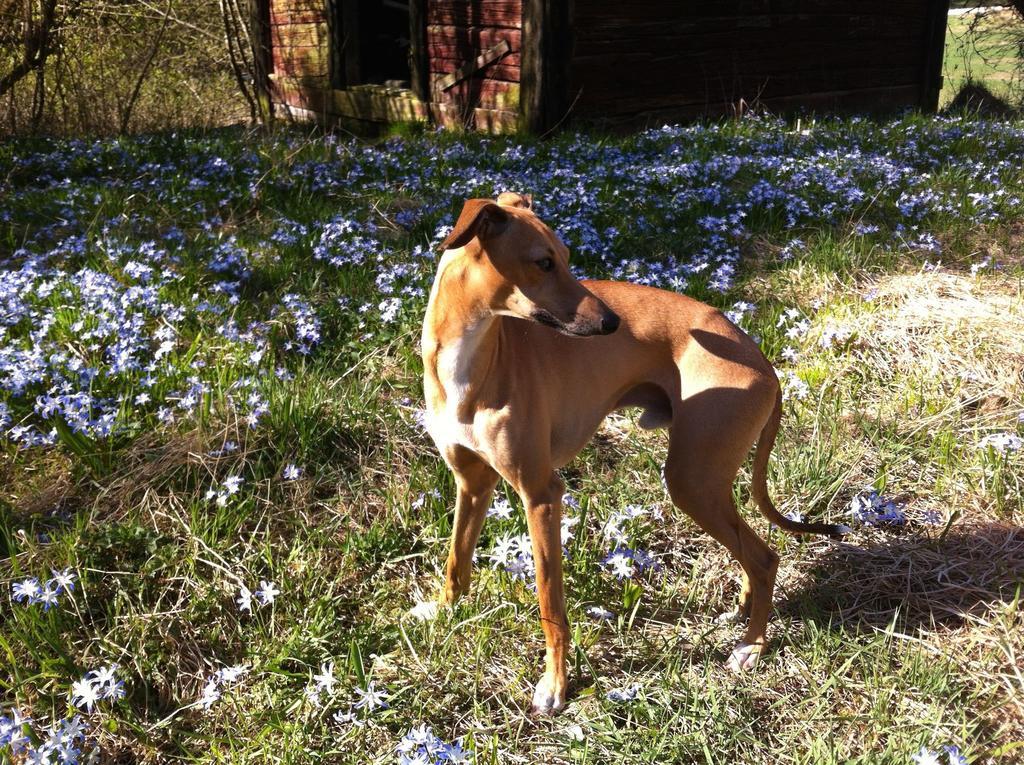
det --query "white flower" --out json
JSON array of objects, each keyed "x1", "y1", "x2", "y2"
[
  {"x1": 256, "y1": 580, "x2": 279, "y2": 605},
  {"x1": 38, "y1": 584, "x2": 59, "y2": 610},
  {"x1": 12, "y1": 578, "x2": 41, "y2": 603},
  {"x1": 487, "y1": 535, "x2": 519, "y2": 567},
  {"x1": 560, "y1": 515, "x2": 579, "y2": 545},
  {"x1": 154, "y1": 339, "x2": 175, "y2": 359},
  {"x1": 216, "y1": 665, "x2": 249, "y2": 684},
  {"x1": 603, "y1": 552, "x2": 634, "y2": 580},
  {"x1": 486, "y1": 498, "x2": 514, "y2": 519},
  {"x1": 586, "y1": 605, "x2": 614, "y2": 621},
  {"x1": 199, "y1": 680, "x2": 221, "y2": 709},
  {"x1": 353, "y1": 681, "x2": 388, "y2": 711},
  {"x1": 312, "y1": 661, "x2": 337, "y2": 695},
  {"x1": 332, "y1": 706, "x2": 359, "y2": 726},
  {"x1": 89, "y1": 664, "x2": 123, "y2": 699},
  {"x1": 70, "y1": 677, "x2": 100, "y2": 711},
  {"x1": 236, "y1": 585, "x2": 253, "y2": 612},
  {"x1": 48, "y1": 568, "x2": 76, "y2": 593},
  {"x1": 910, "y1": 747, "x2": 942, "y2": 765}
]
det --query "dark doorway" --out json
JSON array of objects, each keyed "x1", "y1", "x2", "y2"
[
  {"x1": 358, "y1": 0, "x2": 411, "y2": 86},
  {"x1": 331, "y1": 0, "x2": 413, "y2": 89}
]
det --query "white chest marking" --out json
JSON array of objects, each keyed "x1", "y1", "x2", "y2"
[{"x1": 426, "y1": 321, "x2": 492, "y2": 458}]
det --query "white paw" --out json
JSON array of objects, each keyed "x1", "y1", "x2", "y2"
[
  {"x1": 408, "y1": 600, "x2": 440, "y2": 621},
  {"x1": 531, "y1": 675, "x2": 566, "y2": 715},
  {"x1": 727, "y1": 642, "x2": 762, "y2": 672}
]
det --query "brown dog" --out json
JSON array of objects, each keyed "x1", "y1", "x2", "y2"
[{"x1": 421, "y1": 194, "x2": 846, "y2": 714}]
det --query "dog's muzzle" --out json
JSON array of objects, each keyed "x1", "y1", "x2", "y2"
[{"x1": 534, "y1": 307, "x2": 621, "y2": 337}]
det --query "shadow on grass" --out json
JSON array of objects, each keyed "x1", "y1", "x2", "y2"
[
  {"x1": 780, "y1": 521, "x2": 1024, "y2": 632},
  {"x1": 944, "y1": 81, "x2": 1022, "y2": 119}
]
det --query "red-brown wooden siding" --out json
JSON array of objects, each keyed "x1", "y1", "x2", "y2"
[
  {"x1": 268, "y1": 0, "x2": 328, "y2": 86},
  {"x1": 262, "y1": 0, "x2": 944, "y2": 132},
  {"x1": 426, "y1": 0, "x2": 522, "y2": 128},
  {"x1": 568, "y1": 0, "x2": 941, "y2": 124},
  {"x1": 266, "y1": 0, "x2": 521, "y2": 130}
]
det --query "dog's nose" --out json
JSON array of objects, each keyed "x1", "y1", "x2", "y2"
[{"x1": 601, "y1": 312, "x2": 621, "y2": 334}]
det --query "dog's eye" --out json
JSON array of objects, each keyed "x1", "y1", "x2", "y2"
[{"x1": 536, "y1": 257, "x2": 554, "y2": 272}]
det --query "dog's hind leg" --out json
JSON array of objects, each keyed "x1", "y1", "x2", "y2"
[
  {"x1": 440, "y1": 446, "x2": 500, "y2": 605},
  {"x1": 663, "y1": 422, "x2": 779, "y2": 672}
]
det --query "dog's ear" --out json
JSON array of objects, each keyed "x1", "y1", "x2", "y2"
[
  {"x1": 496, "y1": 191, "x2": 533, "y2": 210},
  {"x1": 440, "y1": 198, "x2": 510, "y2": 251}
]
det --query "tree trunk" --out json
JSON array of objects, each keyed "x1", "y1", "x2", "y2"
[{"x1": 0, "y1": 0, "x2": 60, "y2": 99}]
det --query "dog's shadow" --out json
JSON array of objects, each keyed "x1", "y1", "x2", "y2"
[{"x1": 777, "y1": 521, "x2": 1024, "y2": 634}]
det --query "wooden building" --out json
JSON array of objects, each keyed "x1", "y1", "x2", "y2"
[{"x1": 253, "y1": 0, "x2": 951, "y2": 133}]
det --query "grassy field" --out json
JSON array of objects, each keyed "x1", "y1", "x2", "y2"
[
  {"x1": 1, "y1": 114, "x2": 1023, "y2": 764},
  {"x1": 943, "y1": 8, "x2": 1024, "y2": 107}
]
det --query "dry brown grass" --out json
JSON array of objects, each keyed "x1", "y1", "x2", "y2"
[{"x1": 848, "y1": 270, "x2": 1024, "y2": 410}]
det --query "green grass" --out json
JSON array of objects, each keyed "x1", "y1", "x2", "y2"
[
  {"x1": 1, "y1": 117, "x2": 1023, "y2": 764},
  {"x1": 942, "y1": 8, "x2": 1024, "y2": 107}
]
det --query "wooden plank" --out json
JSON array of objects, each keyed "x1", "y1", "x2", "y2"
[
  {"x1": 431, "y1": 74, "x2": 520, "y2": 109},
  {"x1": 569, "y1": 44, "x2": 924, "y2": 92},
  {"x1": 426, "y1": 24, "x2": 522, "y2": 51},
  {"x1": 521, "y1": 0, "x2": 571, "y2": 133},
  {"x1": 575, "y1": 25, "x2": 930, "y2": 49},
  {"x1": 430, "y1": 45, "x2": 521, "y2": 66},
  {"x1": 436, "y1": 38, "x2": 511, "y2": 91},
  {"x1": 431, "y1": 59, "x2": 520, "y2": 83},
  {"x1": 572, "y1": 67, "x2": 924, "y2": 113},
  {"x1": 573, "y1": 19, "x2": 929, "y2": 54},
  {"x1": 427, "y1": 0, "x2": 522, "y2": 29},
  {"x1": 270, "y1": 8, "x2": 323, "y2": 25},
  {"x1": 271, "y1": 78, "x2": 429, "y2": 122},
  {"x1": 426, "y1": 102, "x2": 517, "y2": 132},
  {"x1": 270, "y1": 21, "x2": 327, "y2": 49},
  {"x1": 575, "y1": 84, "x2": 925, "y2": 127},
  {"x1": 272, "y1": 47, "x2": 328, "y2": 77},
  {"x1": 573, "y1": 0, "x2": 929, "y2": 21},
  {"x1": 473, "y1": 107, "x2": 519, "y2": 132},
  {"x1": 268, "y1": 0, "x2": 324, "y2": 24}
]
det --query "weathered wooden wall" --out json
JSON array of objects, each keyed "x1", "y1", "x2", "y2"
[
  {"x1": 567, "y1": 0, "x2": 949, "y2": 126},
  {"x1": 261, "y1": 0, "x2": 947, "y2": 133},
  {"x1": 264, "y1": 0, "x2": 522, "y2": 131},
  {"x1": 269, "y1": 0, "x2": 328, "y2": 83},
  {"x1": 426, "y1": 0, "x2": 522, "y2": 129}
]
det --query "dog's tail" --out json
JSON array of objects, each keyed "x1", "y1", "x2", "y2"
[{"x1": 750, "y1": 388, "x2": 850, "y2": 538}]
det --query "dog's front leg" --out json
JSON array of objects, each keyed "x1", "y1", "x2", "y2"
[{"x1": 521, "y1": 474, "x2": 569, "y2": 715}]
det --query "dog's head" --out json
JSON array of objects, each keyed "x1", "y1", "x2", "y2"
[{"x1": 439, "y1": 195, "x2": 620, "y2": 337}]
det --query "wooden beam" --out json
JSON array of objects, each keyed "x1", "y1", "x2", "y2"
[
  {"x1": 436, "y1": 38, "x2": 511, "y2": 91},
  {"x1": 325, "y1": 0, "x2": 344, "y2": 89},
  {"x1": 521, "y1": 0, "x2": 572, "y2": 134},
  {"x1": 341, "y1": 0, "x2": 360, "y2": 86},
  {"x1": 409, "y1": 0, "x2": 429, "y2": 101},
  {"x1": 920, "y1": 0, "x2": 950, "y2": 111}
]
